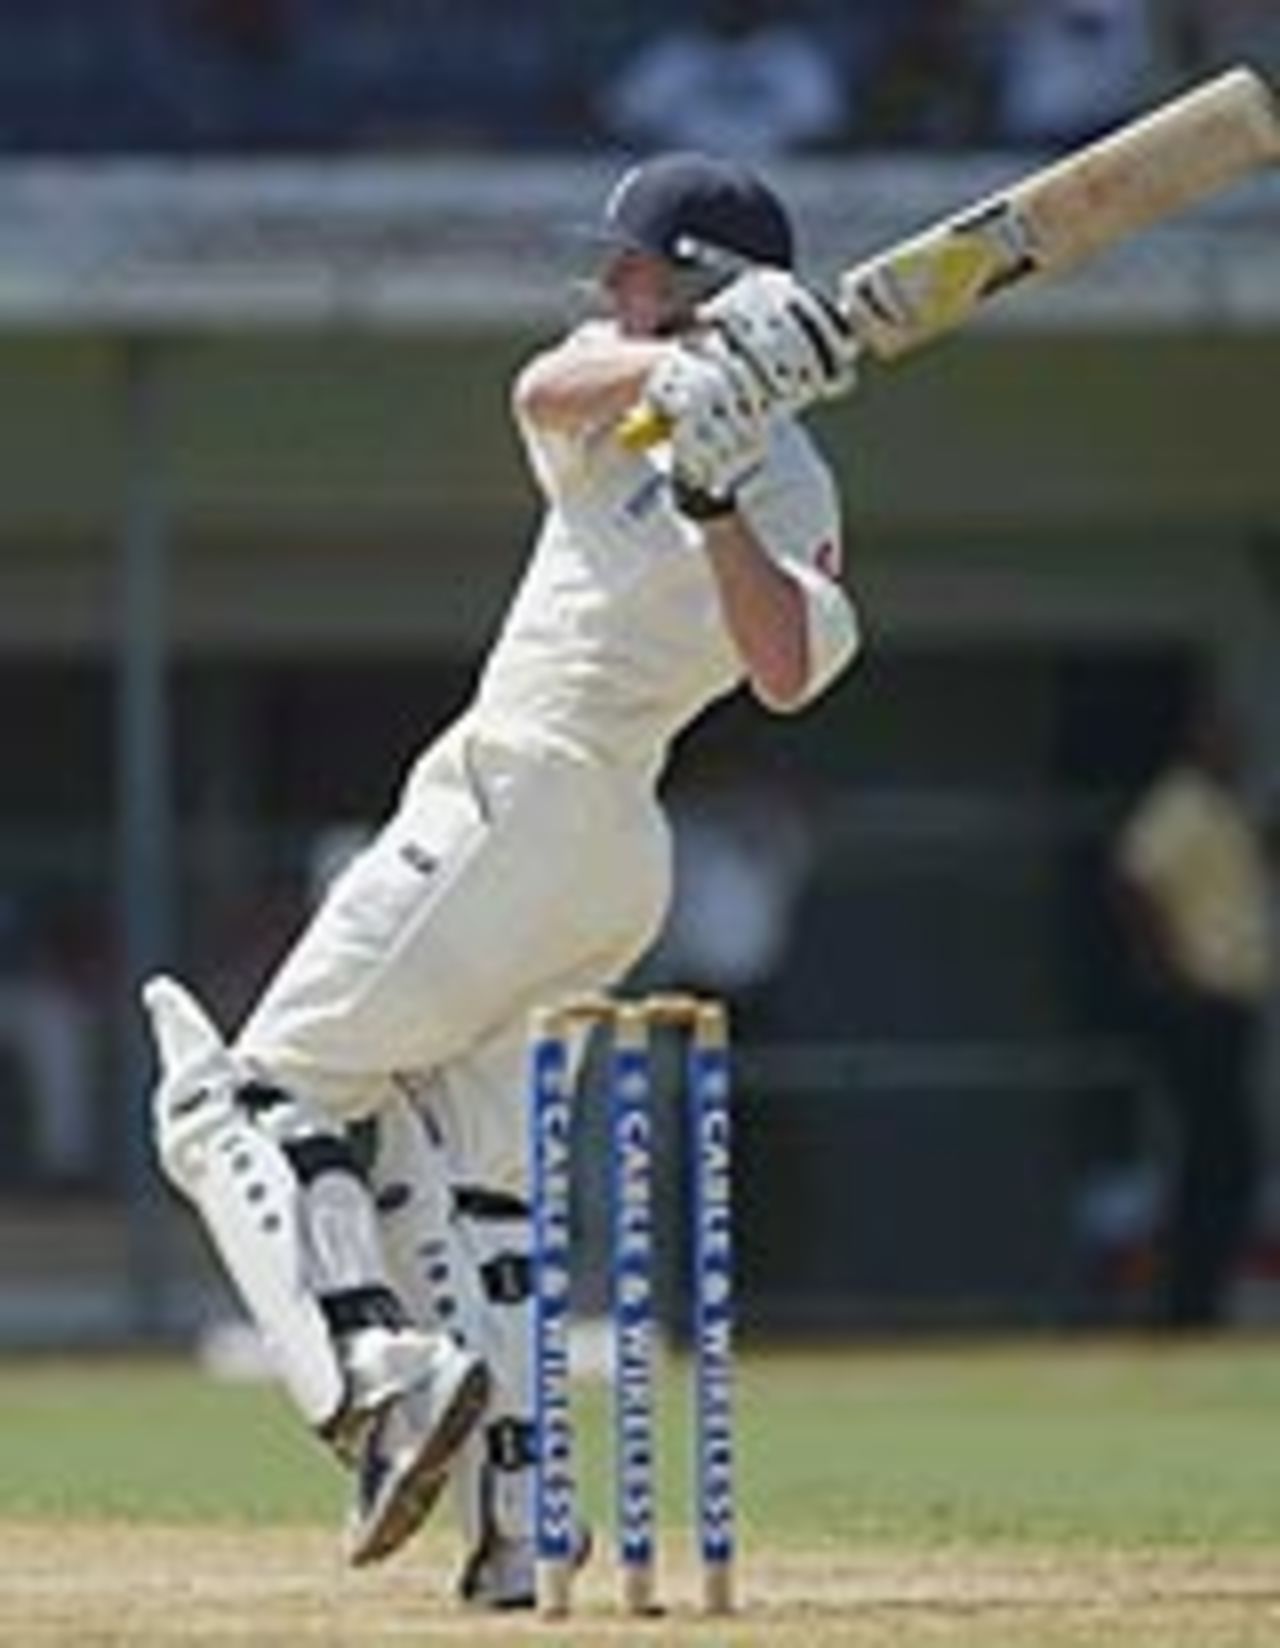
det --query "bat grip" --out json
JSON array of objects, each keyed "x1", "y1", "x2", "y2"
[{"x1": 617, "y1": 401, "x2": 672, "y2": 452}]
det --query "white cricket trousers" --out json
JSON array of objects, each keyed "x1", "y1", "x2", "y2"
[{"x1": 235, "y1": 716, "x2": 671, "y2": 1193}]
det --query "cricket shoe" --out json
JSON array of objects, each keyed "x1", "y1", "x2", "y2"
[
  {"x1": 457, "y1": 1519, "x2": 593, "y2": 1611},
  {"x1": 344, "y1": 1331, "x2": 491, "y2": 1567}
]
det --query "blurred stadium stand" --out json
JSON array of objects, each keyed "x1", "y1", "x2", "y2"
[{"x1": 0, "y1": 1, "x2": 1270, "y2": 155}]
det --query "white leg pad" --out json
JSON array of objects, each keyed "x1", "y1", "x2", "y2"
[
  {"x1": 144, "y1": 974, "x2": 382, "y2": 1433},
  {"x1": 363, "y1": 1096, "x2": 534, "y2": 1555},
  {"x1": 365, "y1": 1095, "x2": 460, "y2": 1333},
  {"x1": 448, "y1": 1187, "x2": 535, "y2": 1554},
  {"x1": 184, "y1": 1105, "x2": 349, "y2": 1429}
]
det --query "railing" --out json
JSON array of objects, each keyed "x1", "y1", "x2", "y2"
[{"x1": 0, "y1": 156, "x2": 1274, "y2": 332}]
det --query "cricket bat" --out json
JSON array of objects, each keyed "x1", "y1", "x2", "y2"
[
  {"x1": 840, "y1": 63, "x2": 1278, "y2": 359},
  {"x1": 620, "y1": 65, "x2": 1278, "y2": 446}
]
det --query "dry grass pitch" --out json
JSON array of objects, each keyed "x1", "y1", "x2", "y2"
[{"x1": 5, "y1": 1523, "x2": 1280, "y2": 1645}]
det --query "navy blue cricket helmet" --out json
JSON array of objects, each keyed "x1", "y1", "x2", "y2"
[{"x1": 598, "y1": 152, "x2": 795, "y2": 283}]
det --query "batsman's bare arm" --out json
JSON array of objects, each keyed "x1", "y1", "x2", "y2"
[{"x1": 700, "y1": 514, "x2": 812, "y2": 711}]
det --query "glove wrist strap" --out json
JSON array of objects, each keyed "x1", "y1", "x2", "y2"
[{"x1": 672, "y1": 478, "x2": 738, "y2": 521}]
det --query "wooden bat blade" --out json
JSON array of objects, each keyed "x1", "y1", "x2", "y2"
[{"x1": 839, "y1": 65, "x2": 1280, "y2": 360}]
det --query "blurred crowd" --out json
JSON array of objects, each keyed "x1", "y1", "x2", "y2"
[{"x1": 0, "y1": 0, "x2": 1271, "y2": 157}]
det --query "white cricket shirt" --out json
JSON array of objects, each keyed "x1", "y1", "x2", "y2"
[{"x1": 474, "y1": 392, "x2": 856, "y2": 782}]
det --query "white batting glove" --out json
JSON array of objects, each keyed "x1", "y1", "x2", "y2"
[
  {"x1": 700, "y1": 269, "x2": 861, "y2": 415},
  {"x1": 644, "y1": 345, "x2": 768, "y2": 520}
]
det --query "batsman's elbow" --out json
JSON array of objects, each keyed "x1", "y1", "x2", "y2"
[
  {"x1": 760, "y1": 564, "x2": 861, "y2": 714},
  {"x1": 511, "y1": 356, "x2": 560, "y2": 427},
  {"x1": 510, "y1": 330, "x2": 610, "y2": 430}
]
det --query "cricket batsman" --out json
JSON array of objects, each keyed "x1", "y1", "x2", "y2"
[{"x1": 145, "y1": 150, "x2": 862, "y2": 1607}]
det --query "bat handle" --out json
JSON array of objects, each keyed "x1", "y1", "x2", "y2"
[
  {"x1": 617, "y1": 401, "x2": 672, "y2": 452},
  {"x1": 618, "y1": 284, "x2": 860, "y2": 450}
]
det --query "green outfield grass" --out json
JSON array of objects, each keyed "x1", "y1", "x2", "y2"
[
  {"x1": 3, "y1": 1337, "x2": 1280, "y2": 1644},
  {"x1": 5, "y1": 1338, "x2": 1280, "y2": 1542}
]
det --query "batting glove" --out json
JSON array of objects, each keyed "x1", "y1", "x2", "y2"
[
  {"x1": 700, "y1": 269, "x2": 861, "y2": 415},
  {"x1": 644, "y1": 345, "x2": 768, "y2": 520}
]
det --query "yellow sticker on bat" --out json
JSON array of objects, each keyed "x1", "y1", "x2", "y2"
[
  {"x1": 847, "y1": 199, "x2": 1040, "y2": 349},
  {"x1": 887, "y1": 236, "x2": 1011, "y2": 332}
]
